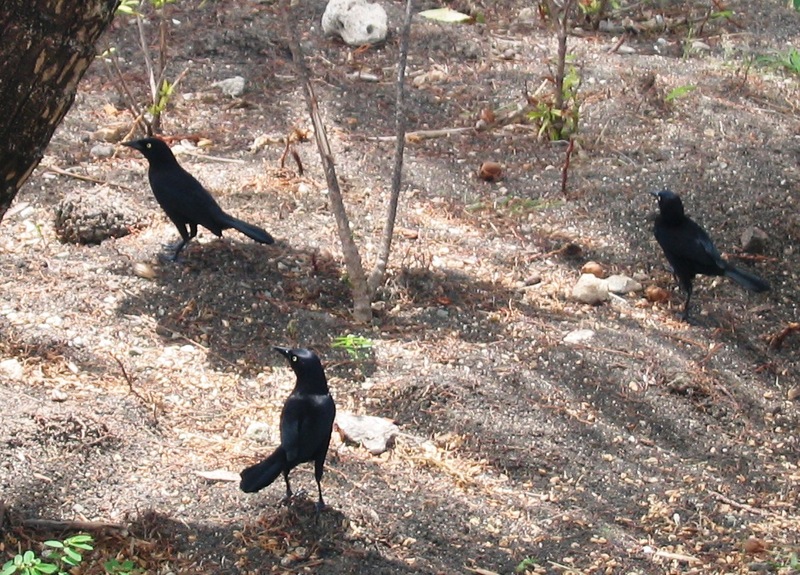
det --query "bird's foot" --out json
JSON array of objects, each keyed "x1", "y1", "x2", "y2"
[
  {"x1": 157, "y1": 251, "x2": 182, "y2": 264},
  {"x1": 279, "y1": 488, "x2": 308, "y2": 507}
]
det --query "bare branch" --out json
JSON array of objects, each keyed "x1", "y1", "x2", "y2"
[
  {"x1": 284, "y1": 0, "x2": 372, "y2": 322},
  {"x1": 367, "y1": 0, "x2": 414, "y2": 295}
]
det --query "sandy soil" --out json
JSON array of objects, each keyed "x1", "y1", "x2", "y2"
[{"x1": 1, "y1": 1, "x2": 799, "y2": 574}]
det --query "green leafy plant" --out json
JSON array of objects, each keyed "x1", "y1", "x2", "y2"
[
  {"x1": 759, "y1": 47, "x2": 800, "y2": 76},
  {"x1": 1, "y1": 534, "x2": 94, "y2": 575},
  {"x1": 116, "y1": 0, "x2": 140, "y2": 15},
  {"x1": 665, "y1": 84, "x2": 697, "y2": 102},
  {"x1": 418, "y1": 7, "x2": 472, "y2": 23},
  {"x1": 577, "y1": 0, "x2": 619, "y2": 29},
  {"x1": 107, "y1": 0, "x2": 186, "y2": 134},
  {"x1": 104, "y1": 558, "x2": 145, "y2": 575},
  {"x1": 515, "y1": 556, "x2": 539, "y2": 573},
  {"x1": 528, "y1": 64, "x2": 581, "y2": 141},
  {"x1": 332, "y1": 334, "x2": 374, "y2": 361},
  {"x1": 147, "y1": 78, "x2": 175, "y2": 119}
]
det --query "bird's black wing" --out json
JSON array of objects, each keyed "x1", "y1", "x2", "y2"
[
  {"x1": 655, "y1": 218, "x2": 727, "y2": 277},
  {"x1": 280, "y1": 392, "x2": 335, "y2": 465},
  {"x1": 149, "y1": 165, "x2": 227, "y2": 234}
]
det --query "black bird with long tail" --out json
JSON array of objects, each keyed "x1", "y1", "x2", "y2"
[
  {"x1": 240, "y1": 347, "x2": 336, "y2": 512},
  {"x1": 650, "y1": 189, "x2": 770, "y2": 319},
  {"x1": 123, "y1": 137, "x2": 274, "y2": 261}
]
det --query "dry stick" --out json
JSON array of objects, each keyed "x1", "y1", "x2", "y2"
[
  {"x1": 365, "y1": 127, "x2": 477, "y2": 142},
  {"x1": 708, "y1": 489, "x2": 778, "y2": 518},
  {"x1": 278, "y1": 131, "x2": 305, "y2": 175},
  {"x1": 553, "y1": 0, "x2": 577, "y2": 125},
  {"x1": 102, "y1": 44, "x2": 149, "y2": 134},
  {"x1": 111, "y1": 354, "x2": 158, "y2": 424},
  {"x1": 607, "y1": 33, "x2": 628, "y2": 54},
  {"x1": 22, "y1": 518, "x2": 127, "y2": 531},
  {"x1": 136, "y1": 10, "x2": 159, "y2": 108},
  {"x1": 279, "y1": 131, "x2": 292, "y2": 168},
  {"x1": 284, "y1": 1, "x2": 371, "y2": 322},
  {"x1": 43, "y1": 166, "x2": 135, "y2": 191},
  {"x1": 367, "y1": 0, "x2": 414, "y2": 295},
  {"x1": 290, "y1": 149, "x2": 304, "y2": 175},
  {"x1": 560, "y1": 136, "x2": 574, "y2": 199}
]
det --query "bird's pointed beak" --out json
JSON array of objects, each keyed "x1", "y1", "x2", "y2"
[
  {"x1": 649, "y1": 190, "x2": 660, "y2": 198},
  {"x1": 273, "y1": 346, "x2": 292, "y2": 358},
  {"x1": 121, "y1": 140, "x2": 139, "y2": 151}
]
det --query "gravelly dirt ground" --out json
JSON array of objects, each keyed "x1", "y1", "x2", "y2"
[{"x1": 1, "y1": 1, "x2": 799, "y2": 574}]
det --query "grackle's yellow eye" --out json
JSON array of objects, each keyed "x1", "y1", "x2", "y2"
[
  {"x1": 146, "y1": 143, "x2": 152, "y2": 149},
  {"x1": 292, "y1": 356, "x2": 297, "y2": 362}
]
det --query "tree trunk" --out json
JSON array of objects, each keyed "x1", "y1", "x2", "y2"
[
  {"x1": 284, "y1": 0, "x2": 373, "y2": 323},
  {"x1": 0, "y1": 0, "x2": 120, "y2": 221}
]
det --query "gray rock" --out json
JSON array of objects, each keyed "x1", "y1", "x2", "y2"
[
  {"x1": 54, "y1": 187, "x2": 144, "y2": 245},
  {"x1": 90, "y1": 144, "x2": 115, "y2": 158},
  {"x1": 335, "y1": 411, "x2": 398, "y2": 455},
  {"x1": 322, "y1": 0, "x2": 388, "y2": 46},
  {"x1": 517, "y1": 6, "x2": 537, "y2": 23},
  {"x1": 571, "y1": 273, "x2": 609, "y2": 304},
  {"x1": 522, "y1": 273, "x2": 542, "y2": 286},
  {"x1": 212, "y1": 76, "x2": 246, "y2": 98},
  {"x1": 244, "y1": 421, "x2": 272, "y2": 442},
  {"x1": 741, "y1": 226, "x2": 768, "y2": 254},
  {"x1": 606, "y1": 274, "x2": 643, "y2": 294}
]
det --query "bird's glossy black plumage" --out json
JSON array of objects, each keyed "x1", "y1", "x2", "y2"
[
  {"x1": 650, "y1": 189, "x2": 770, "y2": 319},
  {"x1": 122, "y1": 137, "x2": 274, "y2": 260},
  {"x1": 239, "y1": 347, "x2": 336, "y2": 512}
]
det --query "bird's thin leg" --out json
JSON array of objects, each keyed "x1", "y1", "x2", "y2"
[
  {"x1": 163, "y1": 223, "x2": 191, "y2": 261},
  {"x1": 681, "y1": 283, "x2": 692, "y2": 321},
  {"x1": 314, "y1": 478, "x2": 326, "y2": 514},
  {"x1": 280, "y1": 469, "x2": 293, "y2": 504},
  {"x1": 314, "y1": 457, "x2": 326, "y2": 513},
  {"x1": 170, "y1": 239, "x2": 189, "y2": 261}
]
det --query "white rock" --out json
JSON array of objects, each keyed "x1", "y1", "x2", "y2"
[
  {"x1": 606, "y1": 274, "x2": 643, "y2": 294},
  {"x1": 244, "y1": 421, "x2": 272, "y2": 442},
  {"x1": 322, "y1": 0, "x2": 388, "y2": 46},
  {"x1": 563, "y1": 329, "x2": 595, "y2": 344},
  {"x1": 0, "y1": 358, "x2": 24, "y2": 380},
  {"x1": 571, "y1": 273, "x2": 609, "y2": 304},
  {"x1": 335, "y1": 411, "x2": 398, "y2": 455},
  {"x1": 212, "y1": 76, "x2": 246, "y2": 98}
]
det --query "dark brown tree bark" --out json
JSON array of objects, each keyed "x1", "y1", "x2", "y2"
[{"x1": 0, "y1": 0, "x2": 119, "y2": 221}]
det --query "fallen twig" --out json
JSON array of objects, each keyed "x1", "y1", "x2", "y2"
[
  {"x1": 561, "y1": 136, "x2": 574, "y2": 199},
  {"x1": 43, "y1": 166, "x2": 134, "y2": 191},
  {"x1": 708, "y1": 489, "x2": 779, "y2": 518},
  {"x1": 768, "y1": 322, "x2": 800, "y2": 350},
  {"x1": 22, "y1": 518, "x2": 127, "y2": 532},
  {"x1": 366, "y1": 126, "x2": 474, "y2": 142}
]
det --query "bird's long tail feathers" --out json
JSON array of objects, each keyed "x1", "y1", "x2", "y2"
[
  {"x1": 221, "y1": 214, "x2": 275, "y2": 245},
  {"x1": 725, "y1": 266, "x2": 770, "y2": 293},
  {"x1": 240, "y1": 447, "x2": 286, "y2": 493}
]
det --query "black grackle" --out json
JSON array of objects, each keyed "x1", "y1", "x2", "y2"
[
  {"x1": 650, "y1": 189, "x2": 770, "y2": 319},
  {"x1": 123, "y1": 137, "x2": 274, "y2": 261},
  {"x1": 240, "y1": 347, "x2": 336, "y2": 512}
]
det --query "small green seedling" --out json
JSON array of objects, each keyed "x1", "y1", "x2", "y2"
[
  {"x1": 332, "y1": 334, "x2": 374, "y2": 361},
  {"x1": 1, "y1": 534, "x2": 94, "y2": 575},
  {"x1": 665, "y1": 84, "x2": 697, "y2": 102}
]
